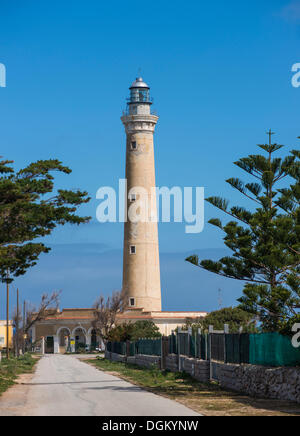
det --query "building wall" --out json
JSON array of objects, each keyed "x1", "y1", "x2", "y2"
[
  {"x1": 0, "y1": 321, "x2": 13, "y2": 349},
  {"x1": 116, "y1": 311, "x2": 207, "y2": 336},
  {"x1": 33, "y1": 313, "x2": 102, "y2": 354}
]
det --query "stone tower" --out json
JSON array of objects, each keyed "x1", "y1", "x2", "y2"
[{"x1": 121, "y1": 77, "x2": 162, "y2": 312}]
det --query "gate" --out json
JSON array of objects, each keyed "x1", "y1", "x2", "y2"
[{"x1": 45, "y1": 336, "x2": 54, "y2": 354}]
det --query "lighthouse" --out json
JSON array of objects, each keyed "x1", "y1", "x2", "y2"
[{"x1": 121, "y1": 77, "x2": 162, "y2": 312}]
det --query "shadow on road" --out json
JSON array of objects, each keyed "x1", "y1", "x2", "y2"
[{"x1": 21, "y1": 380, "x2": 121, "y2": 386}]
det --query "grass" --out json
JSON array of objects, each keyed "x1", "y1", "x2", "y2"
[
  {"x1": 87, "y1": 357, "x2": 300, "y2": 416},
  {"x1": 0, "y1": 353, "x2": 39, "y2": 396}
]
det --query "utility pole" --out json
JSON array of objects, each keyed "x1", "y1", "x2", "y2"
[
  {"x1": 16, "y1": 289, "x2": 19, "y2": 358},
  {"x1": 23, "y1": 300, "x2": 26, "y2": 354},
  {"x1": 6, "y1": 281, "x2": 9, "y2": 359}
]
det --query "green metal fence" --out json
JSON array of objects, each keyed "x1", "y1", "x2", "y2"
[
  {"x1": 225, "y1": 334, "x2": 250, "y2": 364},
  {"x1": 107, "y1": 331, "x2": 300, "y2": 367},
  {"x1": 249, "y1": 333, "x2": 300, "y2": 367},
  {"x1": 170, "y1": 332, "x2": 207, "y2": 359},
  {"x1": 135, "y1": 338, "x2": 161, "y2": 356},
  {"x1": 169, "y1": 333, "x2": 177, "y2": 354},
  {"x1": 107, "y1": 341, "x2": 126, "y2": 355},
  {"x1": 176, "y1": 331, "x2": 300, "y2": 367}
]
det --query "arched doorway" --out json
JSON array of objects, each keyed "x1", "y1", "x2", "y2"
[
  {"x1": 73, "y1": 327, "x2": 86, "y2": 352},
  {"x1": 57, "y1": 328, "x2": 71, "y2": 354}
]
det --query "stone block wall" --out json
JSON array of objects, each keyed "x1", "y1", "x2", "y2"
[
  {"x1": 179, "y1": 356, "x2": 210, "y2": 382},
  {"x1": 134, "y1": 354, "x2": 161, "y2": 369},
  {"x1": 217, "y1": 363, "x2": 300, "y2": 403},
  {"x1": 105, "y1": 350, "x2": 126, "y2": 363},
  {"x1": 126, "y1": 356, "x2": 136, "y2": 365},
  {"x1": 165, "y1": 354, "x2": 210, "y2": 382},
  {"x1": 166, "y1": 354, "x2": 178, "y2": 372},
  {"x1": 105, "y1": 350, "x2": 300, "y2": 404},
  {"x1": 105, "y1": 351, "x2": 161, "y2": 368}
]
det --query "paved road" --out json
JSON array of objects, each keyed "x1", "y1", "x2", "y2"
[{"x1": 0, "y1": 355, "x2": 199, "y2": 416}]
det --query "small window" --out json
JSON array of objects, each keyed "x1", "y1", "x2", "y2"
[
  {"x1": 129, "y1": 298, "x2": 135, "y2": 307},
  {"x1": 130, "y1": 245, "x2": 136, "y2": 255},
  {"x1": 131, "y1": 141, "x2": 137, "y2": 150},
  {"x1": 129, "y1": 193, "x2": 137, "y2": 202}
]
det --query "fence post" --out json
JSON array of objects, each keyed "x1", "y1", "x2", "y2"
[
  {"x1": 188, "y1": 327, "x2": 192, "y2": 358},
  {"x1": 161, "y1": 336, "x2": 168, "y2": 370},
  {"x1": 178, "y1": 328, "x2": 181, "y2": 371},
  {"x1": 209, "y1": 325, "x2": 213, "y2": 380},
  {"x1": 224, "y1": 324, "x2": 229, "y2": 364},
  {"x1": 126, "y1": 340, "x2": 130, "y2": 362},
  {"x1": 198, "y1": 328, "x2": 202, "y2": 359},
  {"x1": 238, "y1": 326, "x2": 243, "y2": 364}
]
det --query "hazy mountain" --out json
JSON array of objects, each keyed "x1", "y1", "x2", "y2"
[{"x1": 1, "y1": 244, "x2": 244, "y2": 319}]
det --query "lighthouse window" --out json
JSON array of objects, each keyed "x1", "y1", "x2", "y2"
[
  {"x1": 130, "y1": 245, "x2": 136, "y2": 255},
  {"x1": 131, "y1": 141, "x2": 137, "y2": 150},
  {"x1": 129, "y1": 193, "x2": 137, "y2": 202},
  {"x1": 129, "y1": 298, "x2": 135, "y2": 307}
]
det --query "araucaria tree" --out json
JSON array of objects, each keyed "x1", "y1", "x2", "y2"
[
  {"x1": 0, "y1": 158, "x2": 91, "y2": 283},
  {"x1": 186, "y1": 132, "x2": 300, "y2": 333}
]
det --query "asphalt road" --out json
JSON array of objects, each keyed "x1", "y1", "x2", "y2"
[{"x1": 0, "y1": 354, "x2": 199, "y2": 416}]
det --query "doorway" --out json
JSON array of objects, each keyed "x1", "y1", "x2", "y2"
[{"x1": 45, "y1": 336, "x2": 54, "y2": 354}]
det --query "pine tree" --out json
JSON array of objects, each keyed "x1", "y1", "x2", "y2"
[
  {"x1": 0, "y1": 158, "x2": 91, "y2": 283},
  {"x1": 186, "y1": 132, "x2": 300, "y2": 333}
]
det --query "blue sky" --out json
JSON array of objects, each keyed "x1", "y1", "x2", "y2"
[{"x1": 0, "y1": 0, "x2": 299, "y2": 317}]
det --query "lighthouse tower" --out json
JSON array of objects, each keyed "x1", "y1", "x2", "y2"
[{"x1": 121, "y1": 77, "x2": 162, "y2": 312}]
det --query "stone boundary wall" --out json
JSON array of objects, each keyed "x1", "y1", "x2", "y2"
[
  {"x1": 105, "y1": 350, "x2": 126, "y2": 363},
  {"x1": 180, "y1": 357, "x2": 210, "y2": 382},
  {"x1": 217, "y1": 363, "x2": 300, "y2": 403},
  {"x1": 126, "y1": 354, "x2": 161, "y2": 369},
  {"x1": 166, "y1": 354, "x2": 210, "y2": 382},
  {"x1": 105, "y1": 350, "x2": 300, "y2": 403},
  {"x1": 135, "y1": 354, "x2": 161, "y2": 369},
  {"x1": 165, "y1": 354, "x2": 178, "y2": 372},
  {"x1": 105, "y1": 351, "x2": 161, "y2": 369}
]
